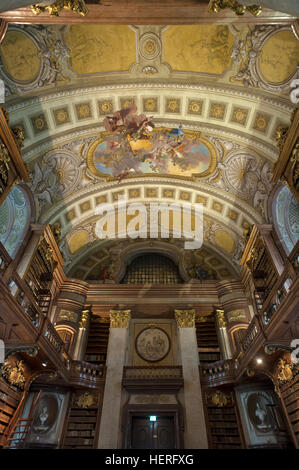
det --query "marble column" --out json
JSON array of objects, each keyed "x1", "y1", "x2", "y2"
[
  {"x1": 215, "y1": 309, "x2": 233, "y2": 360},
  {"x1": 175, "y1": 309, "x2": 208, "y2": 449},
  {"x1": 98, "y1": 309, "x2": 131, "y2": 449},
  {"x1": 73, "y1": 308, "x2": 91, "y2": 361}
]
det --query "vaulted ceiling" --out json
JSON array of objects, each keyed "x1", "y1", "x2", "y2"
[{"x1": 0, "y1": 23, "x2": 298, "y2": 280}]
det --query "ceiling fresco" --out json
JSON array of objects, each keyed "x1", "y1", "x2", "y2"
[
  {"x1": 64, "y1": 25, "x2": 137, "y2": 74},
  {"x1": 86, "y1": 103, "x2": 217, "y2": 179},
  {"x1": 0, "y1": 23, "x2": 298, "y2": 281},
  {"x1": 163, "y1": 25, "x2": 235, "y2": 75}
]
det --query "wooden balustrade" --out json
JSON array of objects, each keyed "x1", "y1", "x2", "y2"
[
  {"x1": 241, "y1": 225, "x2": 281, "y2": 314},
  {"x1": 69, "y1": 360, "x2": 106, "y2": 388},
  {"x1": 289, "y1": 240, "x2": 299, "y2": 275},
  {"x1": 44, "y1": 321, "x2": 64, "y2": 354},
  {"x1": 0, "y1": 242, "x2": 11, "y2": 273},
  {"x1": 240, "y1": 316, "x2": 260, "y2": 354},
  {"x1": 200, "y1": 359, "x2": 236, "y2": 387},
  {"x1": 272, "y1": 108, "x2": 299, "y2": 203}
]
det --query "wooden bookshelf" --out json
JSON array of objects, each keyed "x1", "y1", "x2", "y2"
[
  {"x1": 205, "y1": 391, "x2": 243, "y2": 449},
  {"x1": 85, "y1": 316, "x2": 109, "y2": 365},
  {"x1": 0, "y1": 378, "x2": 21, "y2": 448},
  {"x1": 196, "y1": 318, "x2": 220, "y2": 364},
  {"x1": 279, "y1": 374, "x2": 299, "y2": 445},
  {"x1": 62, "y1": 407, "x2": 98, "y2": 449}
]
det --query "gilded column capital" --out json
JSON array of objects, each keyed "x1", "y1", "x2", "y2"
[
  {"x1": 110, "y1": 309, "x2": 131, "y2": 328},
  {"x1": 215, "y1": 309, "x2": 226, "y2": 328},
  {"x1": 175, "y1": 309, "x2": 195, "y2": 328},
  {"x1": 79, "y1": 308, "x2": 91, "y2": 329}
]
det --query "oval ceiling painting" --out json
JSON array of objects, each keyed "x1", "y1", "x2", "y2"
[{"x1": 87, "y1": 108, "x2": 217, "y2": 181}]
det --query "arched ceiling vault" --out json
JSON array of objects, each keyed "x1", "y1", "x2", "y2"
[{"x1": 0, "y1": 23, "x2": 298, "y2": 280}]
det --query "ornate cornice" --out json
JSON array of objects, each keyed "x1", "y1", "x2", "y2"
[{"x1": 6, "y1": 82, "x2": 293, "y2": 113}]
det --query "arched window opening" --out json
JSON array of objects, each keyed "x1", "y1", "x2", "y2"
[
  {"x1": 232, "y1": 327, "x2": 248, "y2": 351},
  {"x1": 55, "y1": 326, "x2": 75, "y2": 354},
  {"x1": 0, "y1": 185, "x2": 30, "y2": 258},
  {"x1": 121, "y1": 253, "x2": 183, "y2": 284},
  {"x1": 272, "y1": 185, "x2": 299, "y2": 255}
]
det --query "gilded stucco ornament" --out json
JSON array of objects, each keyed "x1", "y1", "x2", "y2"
[
  {"x1": 277, "y1": 358, "x2": 296, "y2": 383},
  {"x1": 0, "y1": 360, "x2": 26, "y2": 389},
  {"x1": 215, "y1": 309, "x2": 226, "y2": 328},
  {"x1": 75, "y1": 392, "x2": 95, "y2": 408},
  {"x1": 110, "y1": 309, "x2": 131, "y2": 328},
  {"x1": 231, "y1": 25, "x2": 299, "y2": 92},
  {"x1": 275, "y1": 125, "x2": 289, "y2": 151},
  {"x1": 290, "y1": 140, "x2": 299, "y2": 193},
  {"x1": 175, "y1": 309, "x2": 195, "y2": 328},
  {"x1": 31, "y1": 0, "x2": 88, "y2": 16},
  {"x1": 0, "y1": 26, "x2": 62, "y2": 93},
  {"x1": 79, "y1": 308, "x2": 91, "y2": 329},
  {"x1": 51, "y1": 221, "x2": 62, "y2": 245},
  {"x1": 210, "y1": 390, "x2": 229, "y2": 407},
  {"x1": 208, "y1": 0, "x2": 262, "y2": 16},
  {"x1": 0, "y1": 139, "x2": 10, "y2": 189}
]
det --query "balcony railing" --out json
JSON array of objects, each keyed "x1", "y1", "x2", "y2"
[
  {"x1": 70, "y1": 360, "x2": 106, "y2": 388},
  {"x1": 240, "y1": 317, "x2": 260, "y2": 354},
  {"x1": 200, "y1": 359, "x2": 236, "y2": 386}
]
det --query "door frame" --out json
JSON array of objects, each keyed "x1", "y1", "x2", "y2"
[{"x1": 122, "y1": 404, "x2": 184, "y2": 449}]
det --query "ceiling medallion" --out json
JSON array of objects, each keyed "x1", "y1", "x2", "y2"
[
  {"x1": 135, "y1": 327, "x2": 170, "y2": 362},
  {"x1": 139, "y1": 33, "x2": 161, "y2": 61}
]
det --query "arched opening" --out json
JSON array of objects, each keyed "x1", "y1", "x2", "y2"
[
  {"x1": 55, "y1": 325, "x2": 75, "y2": 355},
  {"x1": 0, "y1": 185, "x2": 31, "y2": 258},
  {"x1": 272, "y1": 185, "x2": 299, "y2": 255},
  {"x1": 120, "y1": 253, "x2": 183, "y2": 284}
]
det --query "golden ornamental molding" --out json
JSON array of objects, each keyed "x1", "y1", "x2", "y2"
[
  {"x1": 74, "y1": 392, "x2": 95, "y2": 408},
  {"x1": 0, "y1": 360, "x2": 26, "y2": 389},
  {"x1": 79, "y1": 308, "x2": 91, "y2": 329},
  {"x1": 215, "y1": 308, "x2": 226, "y2": 328},
  {"x1": 276, "y1": 358, "x2": 298, "y2": 384},
  {"x1": 31, "y1": 0, "x2": 88, "y2": 17},
  {"x1": 174, "y1": 309, "x2": 195, "y2": 328},
  {"x1": 209, "y1": 390, "x2": 230, "y2": 407},
  {"x1": 110, "y1": 309, "x2": 131, "y2": 328},
  {"x1": 208, "y1": 0, "x2": 262, "y2": 16}
]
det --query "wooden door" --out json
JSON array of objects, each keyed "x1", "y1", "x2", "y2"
[{"x1": 131, "y1": 416, "x2": 175, "y2": 449}]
